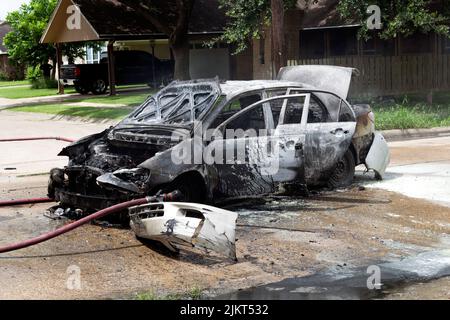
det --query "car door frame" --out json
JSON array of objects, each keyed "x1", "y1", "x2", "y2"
[
  {"x1": 302, "y1": 91, "x2": 357, "y2": 185},
  {"x1": 210, "y1": 93, "x2": 313, "y2": 196}
]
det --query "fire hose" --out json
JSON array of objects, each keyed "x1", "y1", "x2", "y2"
[
  {"x1": 0, "y1": 136, "x2": 75, "y2": 207},
  {"x1": 0, "y1": 190, "x2": 182, "y2": 254},
  {"x1": 0, "y1": 198, "x2": 54, "y2": 207},
  {"x1": 0, "y1": 137, "x2": 75, "y2": 143}
]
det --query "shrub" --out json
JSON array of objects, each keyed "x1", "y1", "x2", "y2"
[
  {"x1": 0, "y1": 71, "x2": 8, "y2": 81},
  {"x1": 26, "y1": 65, "x2": 58, "y2": 89}
]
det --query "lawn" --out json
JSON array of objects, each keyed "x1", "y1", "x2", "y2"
[
  {"x1": 74, "y1": 92, "x2": 152, "y2": 106},
  {"x1": 373, "y1": 104, "x2": 450, "y2": 130},
  {"x1": 0, "y1": 86, "x2": 76, "y2": 99},
  {"x1": 0, "y1": 83, "x2": 152, "y2": 99},
  {"x1": 0, "y1": 80, "x2": 29, "y2": 87},
  {"x1": 368, "y1": 93, "x2": 450, "y2": 130},
  {"x1": 13, "y1": 104, "x2": 133, "y2": 120}
]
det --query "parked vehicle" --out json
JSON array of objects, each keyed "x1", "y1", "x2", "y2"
[
  {"x1": 48, "y1": 66, "x2": 390, "y2": 211},
  {"x1": 60, "y1": 50, "x2": 174, "y2": 94}
]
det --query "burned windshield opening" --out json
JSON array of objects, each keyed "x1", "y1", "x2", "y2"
[{"x1": 126, "y1": 82, "x2": 220, "y2": 125}]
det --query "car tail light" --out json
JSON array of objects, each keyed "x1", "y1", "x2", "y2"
[{"x1": 74, "y1": 67, "x2": 81, "y2": 77}]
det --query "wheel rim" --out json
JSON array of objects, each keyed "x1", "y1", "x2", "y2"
[
  {"x1": 94, "y1": 80, "x2": 106, "y2": 92},
  {"x1": 332, "y1": 158, "x2": 349, "y2": 182}
]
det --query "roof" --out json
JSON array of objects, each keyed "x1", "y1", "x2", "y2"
[
  {"x1": 298, "y1": 0, "x2": 448, "y2": 30},
  {"x1": 42, "y1": 0, "x2": 227, "y2": 43},
  {"x1": 300, "y1": 0, "x2": 358, "y2": 30},
  {"x1": 220, "y1": 80, "x2": 306, "y2": 99},
  {"x1": 0, "y1": 21, "x2": 11, "y2": 53}
]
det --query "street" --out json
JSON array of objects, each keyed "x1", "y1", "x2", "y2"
[{"x1": 0, "y1": 110, "x2": 449, "y2": 299}]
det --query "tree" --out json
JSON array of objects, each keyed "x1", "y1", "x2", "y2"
[
  {"x1": 122, "y1": 0, "x2": 195, "y2": 80},
  {"x1": 337, "y1": 0, "x2": 450, "y2": 40},
  {"x1": 4, "y1": 0, "x2": 87, "y2": 79},
  {"x1": 214, "y1": 0, "x2": 301, "y2": 74}
]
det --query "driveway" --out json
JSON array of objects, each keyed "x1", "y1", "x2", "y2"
[{"x1": 0, "y1": 111, "x2": 449, "y2": 299}]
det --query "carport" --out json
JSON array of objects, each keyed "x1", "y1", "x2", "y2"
[{"x1": 40, "y1": 0, "x2": 227, "y2": 95}]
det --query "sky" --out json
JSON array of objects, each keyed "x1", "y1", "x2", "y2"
[{"x1": 0, "y1": 0, "x2": 30, "y2": 21}]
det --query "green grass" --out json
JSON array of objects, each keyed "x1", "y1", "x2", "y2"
[
  {"x1": 0, "y1": 80, "x2": 29, "y2": 87},
  {"x1": 373, "y1": 104, "x2": 450, "y2": 130},
  {"x1": 12, "y1": 104, "x2": 132, "y2": 120},
  {"x1": 136, "y1": 287, "x2": 203, "y2": 300},
  {"x1": 78, "y1": 92, "x2": 152, "y2": 106},
  {"x1": 0, "y1": 86, "x2": 76, "y2": 99}
]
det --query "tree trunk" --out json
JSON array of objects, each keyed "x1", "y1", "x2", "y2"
[
  {"x1": 271, "y1": 0, "x2": 286, "y2": 77},
  {"x1": 171, "y1": 37, "x2": 191, "y2": 81},
  {"x1": 50, "y1": 58, "x2": 57, "y2": 80}
]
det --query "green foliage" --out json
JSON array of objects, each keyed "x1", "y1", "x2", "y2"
[
  {"x1": 136, "y1": 287, "x2": 203, "y2": 300},
  {"x1": 30, "y1": 78, "x2": 58, "y2": 89},
  {"x1": 0, "y1": 72, "x2": 9, "y2": 81},
  {"x1": 4, "y1": 0, "x2": 88, "y2": 72},
  {"x1": 337, "y1": 0, "x2": 450, "y2": 40},
  {"x1": 26, "y1": 66, "x2": 43, "y2": 82},
  {"x1": 212, "y1": 0, "x2": 300, "y2": 54}
]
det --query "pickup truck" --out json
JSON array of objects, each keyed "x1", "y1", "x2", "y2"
[{"x1": 60, "y1": 50, "x2": 174, "y2": 94}]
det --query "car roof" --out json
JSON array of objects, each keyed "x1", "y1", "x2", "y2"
[{"x1": 219, "y1": 80, "x2": 309, "y2": 99}]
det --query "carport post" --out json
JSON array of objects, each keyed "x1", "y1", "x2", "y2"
[
  {"x1": 107, "y1": 40, "x2": 116, "y2": 96},
  {"x1": 56, "y1": 43, "x2": 64, "y2": 95}
]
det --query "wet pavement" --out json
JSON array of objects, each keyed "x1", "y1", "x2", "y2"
[{"x1": 0, "y1": 111, "x2": 449, "y2": 299}]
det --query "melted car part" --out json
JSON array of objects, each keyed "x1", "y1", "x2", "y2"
[
  {"x1": 365, "y1": 132, "x2": 390, "y2": 179},
  {"x1": 129, "y1": 202, "x2": 238, "y2": 260},
  {"x1": 277, "y1": 65, "x2": 358, "y2": 99}
]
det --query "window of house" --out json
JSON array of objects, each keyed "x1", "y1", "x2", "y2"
[
  {"x1": 361, "y1": 35, "x2": 395, "y2": 56},
  {"x1": 401, "y1": 32, "x2": 432, "y2": 54},
  {"x1": 329, "y1": 28, "x2": 358, "y2": 56},
  {"x1": 299, "y1": 29, "x2": 326, "y2": 58},
  {"x1": 85, "y1": 45, "x2": 106, "y2": 64}
]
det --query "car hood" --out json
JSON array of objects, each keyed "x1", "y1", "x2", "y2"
[{"x1": 277, "y1": 65, "x2": 359, "y2": 99}]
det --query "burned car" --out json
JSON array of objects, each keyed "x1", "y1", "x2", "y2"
[{"x1": 48, "y1": 65, "x2": 390, "y2": 212}]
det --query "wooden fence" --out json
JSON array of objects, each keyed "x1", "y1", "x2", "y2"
[{"x1": 288, "y1": 54, "x2": 450, "y2": 97}]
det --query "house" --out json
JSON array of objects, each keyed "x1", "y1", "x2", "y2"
[
  {"x1": 0, "y1": 21, "x2": 22, "y2": 80},
  {"x1": 41, "y1": 0, "x2": 448, "y2": 97},
  {"x1": 254, "y1": 0, "x2": 450, "y2": 97},
  {"x1": 41, "y1": 0, "x2": 254, "y2": 95}
]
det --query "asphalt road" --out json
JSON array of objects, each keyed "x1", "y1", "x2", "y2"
[{"x1": 0, "y1": 111, "x2": 449, "y2": 299}]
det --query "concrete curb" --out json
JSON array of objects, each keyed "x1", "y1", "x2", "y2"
[{"x1": 381, "y1": 127, "x2": 450, "y2": 141}]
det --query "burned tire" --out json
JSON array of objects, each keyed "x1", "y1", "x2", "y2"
[
  {"x1": 327, "y1": 149, "x2": 355, "y2": 188},
  {"x1": 91, "y1": 79, "x2": 108, "y2": 95}
]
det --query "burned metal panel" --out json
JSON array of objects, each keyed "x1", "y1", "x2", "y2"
[
  {"x1": 277, "y1": 65, "x2": 358, "y2": 99},
  {"x1": 365, "y1": 132, "x2": 390, "y2": 179},
  {"x1": 129, "y1": 202, "x2": 238, "y2": 259},
  {"x1": 304, "y1": 122, "x2": 356, "y2": 184}
]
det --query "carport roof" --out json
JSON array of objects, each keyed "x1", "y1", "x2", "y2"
[{"x1": 41, "y1": 0, "x2": 227, "y2": 43}]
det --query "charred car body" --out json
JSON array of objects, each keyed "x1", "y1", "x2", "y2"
[{"x1": 48, "y1": 66, "x2": 390, "y2": 212}]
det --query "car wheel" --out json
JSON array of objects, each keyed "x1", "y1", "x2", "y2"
[
  {"x1": 91, "y1": 79, "x2": 108, "y2": 95},
  {"x1": 328, "y1": 149, "x2": 355, "y2": 188},
  {"x1": 165, "y1": 173, "x2": 206, "y2": 203},
  {"x1": 74, "y1": 85, "x2": 90, "y2": 95}
]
